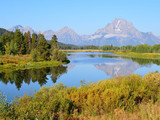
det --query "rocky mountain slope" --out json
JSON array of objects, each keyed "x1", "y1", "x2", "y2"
[{"x1": 8, "y1": 18, "x2": 160, "y2": 46}]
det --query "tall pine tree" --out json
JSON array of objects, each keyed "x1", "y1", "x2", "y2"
[
  {"x1": 32, "y1": 33, "x2": 37, "y2": 49},
  {"x1": 50, "y1": 35, "x2": 58, "y2": 51},
  {"x1": 24, "y1": 32, "x2": 29, "y2": 54},
  {"x1": 37, "y1": 34, "x2": 50, "y2": 60},
  {"x1": 27, "y1": 31, "x2": 31, "y2": 52},
  {"x1": 0, "y1": 32, "x2": 10, "y2": 54},
  {"x1": 14, "y1": 29, "x2": 23, "y2": 54}
]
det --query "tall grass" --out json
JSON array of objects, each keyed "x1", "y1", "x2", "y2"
[{"x1": 114, "y1": 51, "x2": 160, "y2": 60}]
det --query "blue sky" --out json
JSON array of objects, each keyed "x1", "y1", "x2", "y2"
[{"x1": 0, "y1": 0, "x2": 160, "y2": 35}]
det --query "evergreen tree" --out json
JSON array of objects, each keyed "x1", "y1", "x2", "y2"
[
  {"x1": 50, "y1": 35, "x2": 58, "y2": 51},
  {"x1": 24, "y1": 32, "x2": 29, "y2": 54},
  {"x1": 10, "y1": 39, "x2": 17, "y2": 54},
  {"x1": 152, "y1": 44, "x2": 160, "y2": 53},
  {"x1": 14, "y1": 29, "x2": 23, "y2": 54},
  {"x1": 37, "y1": 34, "x2": 50, "y2": 60},
  {"x1": 0, "y1": 33, "x2": 10, "y2": 54},
  {"x1": 4, "y1": 42, "x2": 12, "y2": 55},
  {"x1": 21, "y1": 42, "x2": 26, "y2": 55},
  {"x1": 51, "y1": 49, "x2": 67, "y2": 62},
  {"x1": 9, "y1": 32, "x2": 14, "y2": 41},
  {"x1": 27, "y1": 31, "x2": 32, "y2": 52},
  {"x1": 31, "y1": 49, "x2": 38, "y2": 62},
  {"x1": 50, "y1": 35, "x2": 68, "y2": 62},
  {"x1": 32, "y1": 33, "x2": 37, "y2": 49},
  {"x1": 0, "y1": 39, "x2": 2, "y2": 54}
]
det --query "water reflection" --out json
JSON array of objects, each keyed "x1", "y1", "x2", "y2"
[
  {"x1": 1, "y1": 52, "x2": 160, "y2": 102},
  {"x1": 99, "y1": 54, "x2": 160, "y2": 65},
  {"x1": 0, "y1": 66, "x2": 67, "y2": 90},
  {"x1": 95, "y1": 61, "x2": 138, "y2": 78},
  {"x1": 68, "y1": 53, "x2": 160, "y2": 78}
]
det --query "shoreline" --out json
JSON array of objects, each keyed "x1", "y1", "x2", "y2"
[
  {"x1": 113, "y1": 51, "x2": 160, "y2": 59},
  {"x1": 0, "y1": 55, "x2": 64, "y2": 72}
]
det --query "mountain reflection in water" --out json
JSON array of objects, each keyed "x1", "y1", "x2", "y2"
[{"x1": 1, "y1": 52, "x2": 160, "y2": 102}]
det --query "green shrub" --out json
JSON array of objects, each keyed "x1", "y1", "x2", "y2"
[
  {"x1": 51, "y1": 49, "x2": 68, "y2": 62},
  {"x1": 1, "y1": 73, "x2": 160, "y2": 119},
  {"x1": 31, "y1": 49, "x2": 38, "y2": 62},
  {"x1": 0, "y1": 92, "x2": 14, "y2": 119}
]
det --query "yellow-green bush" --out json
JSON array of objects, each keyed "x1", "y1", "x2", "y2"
[{"x1": 1, "y1": 73, "x2": 160, "y2": 119}]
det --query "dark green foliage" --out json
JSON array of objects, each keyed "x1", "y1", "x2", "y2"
[
  {"x1": 37, "y1": 34, "x2": 50, "y2": 60},
  {"x1": 0, "y1": 30, "x2": 69, "y2": 66},
  {"x1": 152, "y1": 44, "x2": 160, "y2": 53},
  {"x1": 31, "y1": 33, "x2": 38, "y2": 49},
  {"x1": 0, "y1": 41, "x2": 2, "y2": 54},
  {"x1": 27, "y1": 31, "x2": 32, "y2": 52},
  {"x1": 31, "y1": 49, "x2": 38, "y2": 62},
  {"x1": 51, "y1": 49, "x2": 68, "y2": 62},
  {"x1": 50, "y1": 35, "x2": 58, "y2": 50},
  {"x1": 135, "y1": 44, "x2": 152, "y2": 53},
  {"x1": 101, "y1": 45, "x2": 120, "y2": 51},
  {"x1": 0, "y1": 33, "x2": 10, "y2": 54},
  {"x1": 9, "y1": 32, "x2": 14, "y2": 40},
  {"x1": 101, "y1": 44, "x2": 160, "y2": 53},
  {"x1": 14, "y1": 29, "x2": 23, "y2": 54},
  {"x1": 57, "y1": 43, "x2": 99, "y2": 50},
  {"x1": 79, "y1": 45, "x2": 99, "y2": 50},
  {"x1": 23, "y1": 32, "x2": 29, "y2": 54},
  {"x1": 23, "y1": 32, "x2": 31, "y2": 54},
  {"x1": 4, "y1": 42, "x2": 12, "y2": 55},
  {"x1": 58, "y1": 42, "x2": 78, "y2": 50},
  {"x1": 10, "y1": 40, "x2": 17, "y2": 54},
  {"x1": 50, "y1": 35, "x2": 69, "y2": 62},
  {"x1": 121, "y1": 45, "x2": 133, "y2": 51},
  {"x1": 20, "y1": 42, "x2": 26, "y2": 55}
]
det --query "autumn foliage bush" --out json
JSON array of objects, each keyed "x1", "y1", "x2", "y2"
[{"x1": 1, "y1": 72, "x2": 160, "y2": 119}]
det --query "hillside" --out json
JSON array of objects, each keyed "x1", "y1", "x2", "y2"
[{"x1": 0, "y1": 28, "x2": 10, "y2": 36}]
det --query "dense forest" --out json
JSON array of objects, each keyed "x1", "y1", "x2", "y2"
[{"x1": 0, "y1": 29, "x2": 68, "y2": 62}]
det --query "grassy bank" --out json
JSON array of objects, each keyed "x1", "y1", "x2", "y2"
[
  {"x1": 0, "y1": 55, "x2": 64, "y2": 72},
  {"x1": 114, "y1": 51, "x2": 160, "y2": 59},
  {"x1": 0, "y1": 72, "x2": 160, "y2": 119}
]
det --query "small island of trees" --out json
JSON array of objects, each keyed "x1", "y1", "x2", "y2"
[{"x1": 0, "y1": 30, "x2": 69, "y2": 69}]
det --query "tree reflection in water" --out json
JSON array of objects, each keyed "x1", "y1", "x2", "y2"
[{"x1": 0, "y1": 66, "x2": 67, "y2": 90}]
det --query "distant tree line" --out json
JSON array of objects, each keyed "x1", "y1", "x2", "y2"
[
  {"x1": 58, "y1": 43, "x2": 99, "y2": 50},
  {"x1": 0, "y1": 30, "x2": 68, "y2": 62},
  {"x1": 101, "y1": 44, "x2": 160, "y2": 53},
  {"x1": 58, "y1": 43, "x2": 160, "y2": 53}
]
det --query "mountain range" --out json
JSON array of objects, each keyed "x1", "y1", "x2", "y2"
[{"x1": 8, "y1": 18, "x2": 160, "y2": 46}]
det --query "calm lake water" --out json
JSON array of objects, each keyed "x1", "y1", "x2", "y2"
[{"x1": 1, "y1": 52, "x2": 160, "y2": 102}]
